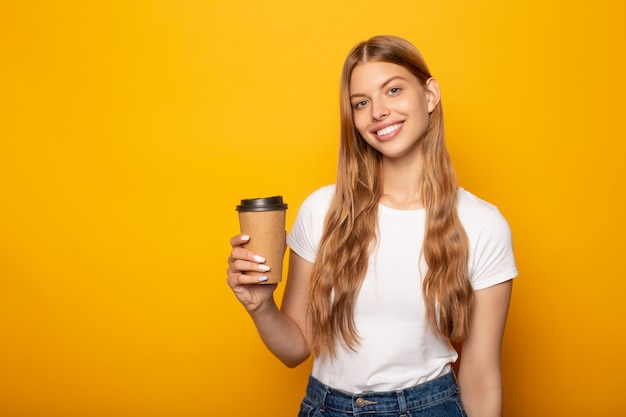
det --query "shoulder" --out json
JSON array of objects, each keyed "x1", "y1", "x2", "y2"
[
  {"x1": 457, "y1": 188, "x2": 499, "y2": 218},
  {"x1": 456, "y1": 188, "x2": 510, "y2": 237},
  {"x1": 302, "y1": 184, "x2": 336, "y2": 207},
  {"x1": 286, "y1": 185, "x2": 335, "y2": 263},
  {"x1": 295, "y1": 184, "x2": 335, "y2": 219},
  {"x1": 457, "y1": 188, "x2": 518, "y2": 288}
]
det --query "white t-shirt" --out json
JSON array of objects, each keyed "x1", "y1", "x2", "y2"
[{"x1": 286, "y1": 185, "x2": 518, "y2": 393}]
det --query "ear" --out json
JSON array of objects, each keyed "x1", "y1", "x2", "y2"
[{"x1": 424, "y1": 78, "x2": 441, "y2": 113}]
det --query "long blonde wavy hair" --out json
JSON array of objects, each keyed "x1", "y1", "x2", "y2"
[{"x1": 309, "y1": 35, "x2": 472, "y2": 356}]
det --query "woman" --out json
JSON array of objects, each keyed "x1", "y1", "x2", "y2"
[{"x1": 227, "y1": 35, "x2": 517, "y2": 417}]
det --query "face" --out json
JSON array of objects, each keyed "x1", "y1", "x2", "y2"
[{"x1": 349, "y1": 61, "x2": 440, "y2": 161}]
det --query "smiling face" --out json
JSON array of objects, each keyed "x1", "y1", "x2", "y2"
[{"x1": 349, "y1": 61, "x2": 440, "y2": 161}]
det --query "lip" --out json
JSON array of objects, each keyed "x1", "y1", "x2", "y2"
[{"x1": 370, "y1": 121, "x2": 404, "y2": 141}]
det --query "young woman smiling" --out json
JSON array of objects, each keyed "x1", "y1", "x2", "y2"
[{"x1": 227, "y1": 35, "x2": 517, "y2": 417}]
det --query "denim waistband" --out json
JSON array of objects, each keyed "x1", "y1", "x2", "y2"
[{"x1": 304, "y1": 371, "x2": 460, "y2": 415}]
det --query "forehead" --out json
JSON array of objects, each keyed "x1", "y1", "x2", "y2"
[{"x1": 349, "y1": 61, "x2": 417, "y2": 92}]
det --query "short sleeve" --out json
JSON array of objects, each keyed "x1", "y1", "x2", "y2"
[
  {"x1": 468, "y1": 208, "x2": 518, "y2": 290},
  {"x1": 286, "y1": 185, "x2": 335, "y2": 263}
]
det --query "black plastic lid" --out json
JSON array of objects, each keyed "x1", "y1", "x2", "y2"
[{"x1": 236, "y1": 196, "x2": 288, "y2": 212}]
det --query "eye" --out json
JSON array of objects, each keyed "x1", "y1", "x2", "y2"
[
  {"x1": 388, "y1": 87, "x2": 401, "y2": 95},
  {"x1": 353, "y1": 100, "x2": 369, "y2": 110}
]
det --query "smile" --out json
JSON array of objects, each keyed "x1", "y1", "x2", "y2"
[{"x1": 376, "y1": 123, "x2": 403, "y2": 137}]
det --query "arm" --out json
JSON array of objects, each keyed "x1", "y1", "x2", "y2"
[
  {"x1": 457, "y1": 280, "x2": 512, "y2": 417},
  {"x1": 248, "y1": 249, "x2": 313, "y2": 367},
  {"x1": 227, "y1": 234, "x2": 312, "y2": 367}
]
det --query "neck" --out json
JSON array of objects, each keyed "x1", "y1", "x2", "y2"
[{"x1": 380, "y1": 151, "x2": 425, "y2": 210}]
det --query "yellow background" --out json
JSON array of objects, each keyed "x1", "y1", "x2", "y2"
[{"x1": 1, "y1": 1, "x2": 624, "y2": 416}]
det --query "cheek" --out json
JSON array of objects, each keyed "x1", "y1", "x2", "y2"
[
  {"x1": 399, "y1": 97, "x2": 425, "y2": 115},
  {"x1": 352, "y1": 112, "x2": 369, "y2": 134}
]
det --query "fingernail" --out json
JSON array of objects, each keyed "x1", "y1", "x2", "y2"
[
  {"x1": 258, "y1": 276, "x2": 268, "y2": 282},
  {"x1": 258, "y1": 264, "x2": 270, "y2": 272},
  {"x1": 253, "y1": 255, "x2": 265, "y2": 263},
  {"x1": 241, "y1": 235, "x2": 250, "y2": 241}
]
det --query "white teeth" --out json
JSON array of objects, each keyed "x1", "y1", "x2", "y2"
[{"x1": 377, "y1": 123, "x2": 400, "y2": 136}]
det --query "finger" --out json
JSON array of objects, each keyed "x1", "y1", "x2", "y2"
[
  {"x1": 229, "y1": 233, "x2": 250, "y2": 248},
  {"x1": 229, "y1": 246, "x2": 267, "y2": 265},
  {"x1": 227, "y1": 272, "x2": 271, "y2": 287},
  {"x1": 227, "y1": 257, "x2": 271, "y2": 278}
]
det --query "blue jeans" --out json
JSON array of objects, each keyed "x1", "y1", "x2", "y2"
[{"x1": 298, "y1": 371, "x2": 467, "y2": 417}]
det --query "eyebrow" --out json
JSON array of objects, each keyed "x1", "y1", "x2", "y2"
[{"x1": 350, "y1": 75, "x2": 407, "y2": 99}]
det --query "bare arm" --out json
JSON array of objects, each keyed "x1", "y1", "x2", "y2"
[
  {"x1": 248, "y1": 250, "x2": 312, "y2": 367},
  {"x1": 227, "y1": 234, "x2": 312, "y2": 367},
  {"x1": 458, "y1": 280, "x2": 512, "y2": 417}
]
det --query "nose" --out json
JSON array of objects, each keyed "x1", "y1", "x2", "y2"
[{"x1": 371, "y1": 101, "x2": 389, "y2": 121}]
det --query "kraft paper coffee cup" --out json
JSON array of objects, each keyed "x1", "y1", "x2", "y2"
[{"x1": 236, "y1": 196, "x2": 288, "y2": 284}]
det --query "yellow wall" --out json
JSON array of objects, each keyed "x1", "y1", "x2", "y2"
[{"x1": 1, "y1": 1, "x2": 624, "y2": 416}]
